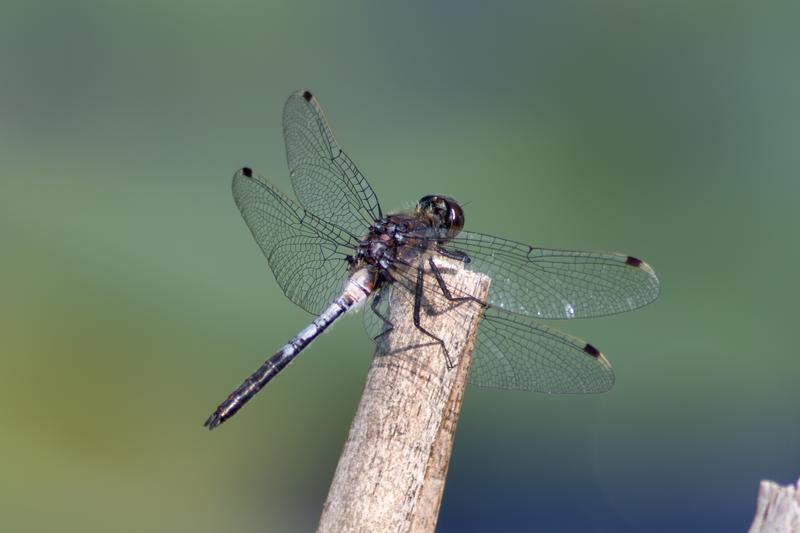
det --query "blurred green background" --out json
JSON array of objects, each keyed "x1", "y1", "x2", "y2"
[{"x1": 2, "y1": 1, "x2": 798, "y2": 532}]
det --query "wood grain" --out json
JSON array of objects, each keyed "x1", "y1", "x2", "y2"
[
  {"x1": 749, "y1": 478, "x2": 800, "y2": 533},
  {"x1": 318, "y1": 258, "x2": 490, "y2": 533}
]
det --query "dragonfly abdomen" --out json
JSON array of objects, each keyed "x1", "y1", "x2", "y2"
[{"x1": 204, "y1": 270, "x2": 375, "y2": 430}]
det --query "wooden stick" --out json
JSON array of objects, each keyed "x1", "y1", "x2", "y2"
[
  {"x1": 749, "y1": 478, "x2": 800, "y2": 533},
  {"x1": 318, "y1": 258, "x2": 490, "y2": 533}
]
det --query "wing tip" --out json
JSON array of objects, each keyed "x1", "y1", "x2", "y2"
[
  {"x1": 301, "y1": 90, "x2": 313, "y2": 102},
  {"x1": 241, "y1": 166, "x2": 253, "y2": 178},
  {"x1": 583, "y1": 343, "x2": 601, "y2": 358},
  {"x1": 625, "y1": 254, "x2": 658, "y2": 280},
  {"x1": 583, "y1": 342, "x2": 615, "y2": 393},
  {"x1": 583, "y1": 342, "x2": 613, "y2": 372},
  {"x1": 625, "y1": 255, "x2": 643, "y2": 267},
  {"x1": 625, "y1": 255, "x2": 661, "y2": 301}
]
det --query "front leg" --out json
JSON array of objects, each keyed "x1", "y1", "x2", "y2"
[
  {"x1": 435, "y1": 246, "x2": 471, "y2": 264},
  {"x1": 425, "y1": 256, "x2": 487, "y2": 315}
]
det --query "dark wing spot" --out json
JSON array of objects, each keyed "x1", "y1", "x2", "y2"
[
  {"x1": 583, "y1": 343, "x2": 601, "y2": 358},
  {"x1": 625, "y1": 256, "x2": 643, "y2": 267},
  {"x1": 242, "y1": 167, "x2": 253, "y2": 178},
  {"x1": 302, "y1": 90, "x2": 313, "y2": 102}
]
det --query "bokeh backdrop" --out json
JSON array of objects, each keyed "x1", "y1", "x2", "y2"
[{"x1": 2, "y1": 2, "x2": 799, "y2": 532}]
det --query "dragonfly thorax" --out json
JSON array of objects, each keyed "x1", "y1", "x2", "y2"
[{"x1": 353, "y1": 214, "x2": 430, "y2": 274}]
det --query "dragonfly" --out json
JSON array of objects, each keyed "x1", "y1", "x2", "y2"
[{"x1": 204, "y1": 90, "x2": 660, "y2": 430}]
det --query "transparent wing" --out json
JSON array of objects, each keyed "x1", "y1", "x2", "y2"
[
  {"x1": 283, "y1": 90, "x2": 382, "y2": 236},
  {"x1": 470, "y1": 308, "x2": 614, "y2": 393},
  {"x1": 232, "y1": 167, "x2": 357, "y2": 315},
  {"x1": 441, "y1": 231, "x2": 660, "y2": 319},
  {"x1": 371, "y1": 257, "x2": 614, "y2": 393}
]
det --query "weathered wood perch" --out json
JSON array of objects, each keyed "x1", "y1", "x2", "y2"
[
  {"x1": 749, "y1": 478, "x2": 800, "y2": 533},
  {"x1": 318, "y1": 258, "x2": 491, "y2": 533}
]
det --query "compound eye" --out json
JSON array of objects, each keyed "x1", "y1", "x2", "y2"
[
  {"x1": 417, "y1": 195, "x2": 440, "y2": 210},
  {"x1": 445, "y1": 199, "x2": 465, "y2": 237}
]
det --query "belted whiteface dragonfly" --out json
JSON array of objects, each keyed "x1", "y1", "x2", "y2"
[{"x1": 204, "y1": 90, "x2": 660, "y2": 429}]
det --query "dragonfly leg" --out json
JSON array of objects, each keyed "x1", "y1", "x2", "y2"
[
  {"x1": 370, "y1": 292, "x2": 394, "y2": 340},
  {"x1": 436, "y1": 246, "x2": 471, "y2": 264},
  {"x1": 413, "y1": 262, "x2": 455, "y2": 368},
  {"x1": 423, "y1": 256, "x2": 487, "y2": 318}
]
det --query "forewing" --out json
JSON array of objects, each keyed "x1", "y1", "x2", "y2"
[
  {"x1": 232, "y1": 167, "x2": 356, "y2": 315},
  {"x1": 283, "y1": 90, "x2": 382, "y2": 236},
  {"x1": 444, "y1": 231, "x2": 660, "y2": 319}
]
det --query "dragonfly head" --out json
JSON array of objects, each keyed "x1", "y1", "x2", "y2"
[{"x1": 416, "y1": 195, "x2": 465, "y2": 240}]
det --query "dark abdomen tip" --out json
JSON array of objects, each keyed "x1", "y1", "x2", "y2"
[
  {"x1": 625, "y1": 256, "x2": 643, "y2": 267},
  {"x1": 583, "y1": 343, "x2": 601, "y2": 358}
]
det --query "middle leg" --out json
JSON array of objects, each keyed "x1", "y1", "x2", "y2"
[{"x1": 412, "y1": 261, "x2": 456, "y2": 368}]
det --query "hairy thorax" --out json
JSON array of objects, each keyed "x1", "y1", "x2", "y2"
[{"x1": 351, "y1": 214, "x2": 430, "y2": 274}]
